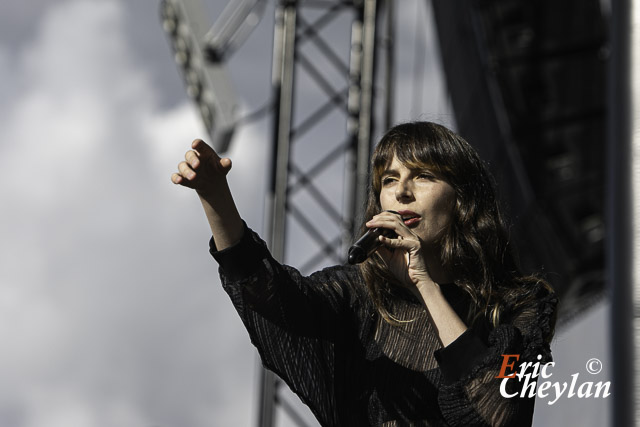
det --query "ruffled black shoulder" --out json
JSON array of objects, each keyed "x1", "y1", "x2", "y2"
[{"x1": 502, "y1": 280, "x2": 558, "y2": 359}]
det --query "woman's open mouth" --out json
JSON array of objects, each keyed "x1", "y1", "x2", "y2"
[{"x1": 398, "y1": 210, "x2": 421, "y2": 227}]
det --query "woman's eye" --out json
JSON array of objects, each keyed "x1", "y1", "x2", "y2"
[
  {"x1": 417, "y1": 173, "x2": 434, "y2": 180},
  {"x1": 382, "y1": 177, "x2": 395, "y2": 185}
]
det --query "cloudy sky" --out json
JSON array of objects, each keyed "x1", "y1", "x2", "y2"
[{"x1": 0, "y1": 1, "x2": 611, "y2": 426}]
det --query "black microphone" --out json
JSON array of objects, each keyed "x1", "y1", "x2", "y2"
[
  {"x1": 347, "y1": 211, "x2": 400, "y2": 264},
  {"x1": 347, "y1": 227, "x2": 396, "y2": 264}
]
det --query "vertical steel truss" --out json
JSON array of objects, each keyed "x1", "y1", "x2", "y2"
[
  {"x1": 261, "y1": 0, "x2": 391, "y2": 425},
  {"x1": 609, "y1": 1, "x2": 638, "y2": 425}
]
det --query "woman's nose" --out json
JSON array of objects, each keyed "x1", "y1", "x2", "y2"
[{"x1": 395, "y1": 179, "x2": 414, "y2": 200}]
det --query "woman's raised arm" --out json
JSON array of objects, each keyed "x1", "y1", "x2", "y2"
[{"x1": 171, "y1": 138, "x2": 244, "y2": 250}]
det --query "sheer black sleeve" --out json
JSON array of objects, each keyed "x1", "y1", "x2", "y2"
[
  {"x1": 210, "y1": 223, "x2": 361, "y2": 426},
  {"x1": 433, "y1": 283, "x2": 557, "y2": 426}
]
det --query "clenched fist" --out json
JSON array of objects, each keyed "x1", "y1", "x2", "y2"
[
  {"x1": 171, "y1": 139, "x2": 233, "y2": 198},
  {"x1": 171, "y1": 138, "x2": 243, "y2": 250}
]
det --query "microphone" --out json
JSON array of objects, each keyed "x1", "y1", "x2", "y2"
[
  {"x1": 347, "y1": 211, "x2": 401, "y2": 264},
  {"x1": 347, "y1": 227, "x2": 397, "y2": 264}
]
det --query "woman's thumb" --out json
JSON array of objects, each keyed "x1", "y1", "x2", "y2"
[{"x1": 219, "y1": 157, "x2": 233, "y2": 175}]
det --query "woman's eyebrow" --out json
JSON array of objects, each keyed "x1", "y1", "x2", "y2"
[
  {"x1": 409, "y1": 165, "x2": 439, "y2": 175},
  {"x1": 381, "y1": 168, "x2": 399, "y2": 176}
]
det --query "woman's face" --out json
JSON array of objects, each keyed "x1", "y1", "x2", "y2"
[{"x1": 378, "y1": 156, "x2": 456, "y2": 247}]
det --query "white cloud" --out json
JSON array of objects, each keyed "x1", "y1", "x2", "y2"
[{"x1": 0, "y1": 1, "x2": 264, "y2": 426}]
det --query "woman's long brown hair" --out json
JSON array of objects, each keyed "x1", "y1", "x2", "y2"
[{"x1": 359, "y1": 122, "x2": 555, "y2": 339}]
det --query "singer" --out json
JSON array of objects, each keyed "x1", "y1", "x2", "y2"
[{"x1": 171, "y1": 121, "x2": 557, "y2": 426}]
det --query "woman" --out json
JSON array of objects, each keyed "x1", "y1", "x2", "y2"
[{"x1": 172, "y1": 121, "x2": 557, "y2": 426}]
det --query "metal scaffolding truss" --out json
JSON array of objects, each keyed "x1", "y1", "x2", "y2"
[
  {"x1": 162, "y1": 0, "x2": 392, "y2": 424},
  {"x1": 261, "y1": 0, "x2": 391, "y2": 425},
  {"x1": 267, "y1": 0, "x2": 383, "y2": 271}
]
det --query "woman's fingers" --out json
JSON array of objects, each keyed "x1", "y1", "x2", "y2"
[
  {"x1": 172, "y1": 139, "x2": 233, "y2": 194},
  {"x1": 185, "y1": 150, "x2": 200, "y2": 169},
  {"x1": 379, "y1": 234, "x2": 418, "y2": 250},
  {"x1": 367, "y1": 212, "x2": 432, "y2": 287},
  {"x1": 191, "y1": 138, "x2": 217, "y2": 160},
  {"x1": 367, "y1": 214, "x2": 412, "y2": 237},
  {"x1": 188, "y1": 142, "x2": 232, "y2": 176},
  {"x1": 173, "y1": 161, "x2": 201, "y2": 189},
  {"x1": 368, "y1": 210, "x2": 403, "y2": 224},
  {"x1": 177, "y1": 161, "x2": 196, "y2": 179},
  {"x1": 366, "y1": 211, "x2": 421, "y2": 253},
  {"x1": 171, "y1": 171, "x2": 194, "y2": 188},
  {"x1": 192, "y1": 138, "x2": 233, "y2": 173}
]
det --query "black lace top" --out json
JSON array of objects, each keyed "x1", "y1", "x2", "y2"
[{"x1": 210, "y1": 225, "x2": 557, "y2": 426}]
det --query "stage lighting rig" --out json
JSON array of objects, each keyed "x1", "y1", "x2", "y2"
[
  {"x1": 203, "y1": 0, "x2": 266, "y2": 63},
  {"x1": 160, "y1": 0, "x2": 239, "y2": 153}
]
